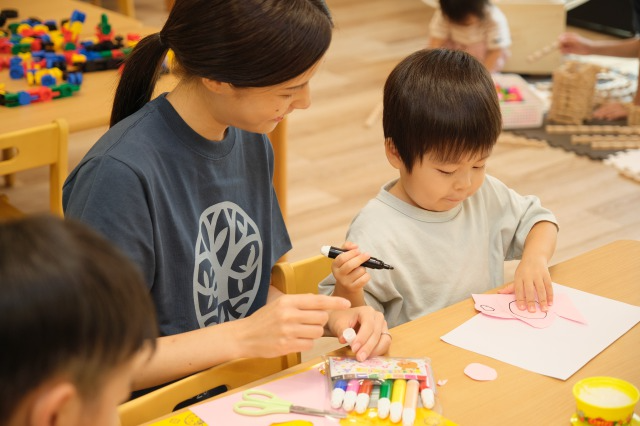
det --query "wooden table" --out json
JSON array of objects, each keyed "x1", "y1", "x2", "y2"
[
  {"x1": 0, "y1": 0, "x2": 175, "y2": 133},
  {"x1": 143, "y1": 240, "x2": 640, "y2": 425}
]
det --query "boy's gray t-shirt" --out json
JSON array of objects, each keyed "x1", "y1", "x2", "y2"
[
  {"x1": 63, "y1": 94, "x2": 291, "y2": 336},
  {"x1": 319, "y1": 176, "x2": 558, "y2": 328}
]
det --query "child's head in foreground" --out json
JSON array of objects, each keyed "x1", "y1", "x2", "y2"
[
  {"x1": 383, "y1": 48, "x2": 501, "y2": 212},
  {"x1": 0, "y1": 215, "x2": 157, "y2": 426},
  {"x1": 439, "y1": 0, "x2": 489, "y2": 25}
]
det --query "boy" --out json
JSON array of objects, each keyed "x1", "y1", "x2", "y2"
[
  {"x1": 428, "y1": 0, "x2": 511, "y2": 72},
  {"x1": 319, "y1": 49, "x2": 558, "y2": 328},
  {"x1": 0, "y1": 216, "x2": 157, "y2": 426}
]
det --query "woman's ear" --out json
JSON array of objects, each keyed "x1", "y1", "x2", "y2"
[
  {"x1": 31, "y1": 382, "x2": 80, "y2": 426},
  {"x1": 201, "y1": 77, "x2": 229, "y2": 94},
  {"x1": 384, "y1": 138, "x2": 403, "y2": 170}
]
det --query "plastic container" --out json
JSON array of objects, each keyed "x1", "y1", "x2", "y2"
[
  {"x1": 493, "y1": 73, "x2": 544, "y2": 129},
  {"x1": 573, "y1": 376, "x2": 639, "y2": 426}
]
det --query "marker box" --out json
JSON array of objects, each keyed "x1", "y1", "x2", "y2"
[{"x1": 323, "y1": 355, "x2": 439, "y2": 419}]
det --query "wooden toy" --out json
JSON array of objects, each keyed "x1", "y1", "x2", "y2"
[
  {"x1": 571, "y1": 134, "x2": 640, "y2": 145},
  {"x1": 628, "y1": 104, "x2": 640, "y2": 126},
  {"x1": 497, "y1": 132, "x2": 547, "y2": 148},
  {"x1": 546, "y1": 125, "x2": 640, "y2": 135},
  {"x1": 527, "y1": 41, "x2": 559, "y2": 63},
  {"x1": 547, "y1": 61, "x2": 602, "y2": 125},
  {"x1": 591, "y1": 140, "x2": 640, "y2": 150}
]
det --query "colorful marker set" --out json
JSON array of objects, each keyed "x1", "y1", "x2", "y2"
[
  {"x1": 326, "y1": 356, "x2": 437, "y2": 425},
  {"x1": 330, "y1": 377, "x2": 435, "y2": 425}
]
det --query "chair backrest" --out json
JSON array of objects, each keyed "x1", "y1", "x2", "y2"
[
  {"x1": 0, "y1": 119, "x2": 69, "y2": 216},
  {"x1": 271, "y1": 254, "x2": 333, "y2": 366},
  {"x1": 118, "y1": 356, "x2": 289, "y2": 426}
]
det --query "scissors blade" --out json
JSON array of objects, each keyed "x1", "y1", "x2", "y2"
[{"x1": 290, "y1": 405, "x2": 347, "y2": 419}]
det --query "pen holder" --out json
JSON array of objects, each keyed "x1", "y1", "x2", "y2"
[{"x1": 573, "y1": 377, "x2": 639, "y2": 426}]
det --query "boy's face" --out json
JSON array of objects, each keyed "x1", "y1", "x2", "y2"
[{"x1": 386, "y1": 143, "x2": 489, "y2": 212}]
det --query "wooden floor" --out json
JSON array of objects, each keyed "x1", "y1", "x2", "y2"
[{"x1": 5, "y1": 0, "x2": 640, "y2": 281}]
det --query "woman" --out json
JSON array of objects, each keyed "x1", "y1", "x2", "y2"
[{"x1": 63, "y1": 0, "x2": 390, "y2": 392}]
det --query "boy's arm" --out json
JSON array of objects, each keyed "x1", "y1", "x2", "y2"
[{"x1": 499, "y1": 220, "x2": 558, "y2": 312}]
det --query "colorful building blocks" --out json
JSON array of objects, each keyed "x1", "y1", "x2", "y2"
[{"x1": 0, "y1": 8, "x2": 141, "y2": 107}]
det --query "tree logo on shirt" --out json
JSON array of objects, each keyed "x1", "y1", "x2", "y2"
[{"x1": 193, "y1": 201, "x2": 262, "y2": 327}]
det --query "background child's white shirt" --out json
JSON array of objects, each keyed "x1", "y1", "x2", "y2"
[
  {"x1": 318, "y1": 175, "x2": 557, "y2": 328},
  {"x1": 428, "y1": 4, "x2": 511, "y2": 51}
]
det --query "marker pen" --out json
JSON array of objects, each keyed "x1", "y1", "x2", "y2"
[
  {"x1": 342, "y1": 379, "x2": 361, "y2": 412},
  {"x1": 377, "y1": 379, "x2": 393, "y2": 419},
  {"x1": 402, "y1": 380, "x2": 419, "y2": 426},
  {"x1": 355, "y1": 379, "x2": 374, "y2": 414},
  {"x1": 419, "y1": 378, "x2": 435, "y2": 409},
  {"x1": 331, "y1": 379, "x2": 348, "y2": 409},
  {"x1": 389, "y1": 379, "x2": 407, "y2": 423},
  {"x1": 320, "y1": 246, "x2": 394, "y2": 270}
]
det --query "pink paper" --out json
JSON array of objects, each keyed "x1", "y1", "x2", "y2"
[
  {"x1": 464, "y1": 363, "x2": 497, "y2": 381},
  {"x1": 190, "y1": 367, "x2": 341, "y2": 426},
  {"x1": 472, "y1": 292, "x2": 587, "y2": 328}
]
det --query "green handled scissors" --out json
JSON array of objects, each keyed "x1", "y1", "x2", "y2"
[{"x1": 233, "y1": 388, "x2": 346, "y2": 419}]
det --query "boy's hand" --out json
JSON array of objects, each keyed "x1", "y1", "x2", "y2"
[
  {"x1": 499, "y1": 255, "x2": 553, "y2": 313},
  {"x1": 331, "y1": 241, "x2": 371, "y2": 297}
]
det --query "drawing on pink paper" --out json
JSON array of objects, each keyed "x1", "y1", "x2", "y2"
[{"x1": 472, "y1": 292, "x2": 587, "y2": 328}]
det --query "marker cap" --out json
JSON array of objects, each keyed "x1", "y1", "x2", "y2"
[
  {"x1": 342, "y1": 327, "x2": 356, "y2": 345},
  {"x1": 390, "y1": 401, "x2": 403, "y2": 423},
  {"x1": 377, "y1": 398, "x2": 391, "y2": 419},
  {"x1": 355, "y1": 393, "x2": 370, "y2": 414},
  {"x1": 421, "y1": 388, "x2": 435, "y2": 409},
  {"x1": 402, "y1": 408, "x2": 416, "y2": 426}
]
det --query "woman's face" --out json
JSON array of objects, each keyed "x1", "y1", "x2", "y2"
[{"x1": 210, "y1": 57, "x2": 324, "y2": 135}]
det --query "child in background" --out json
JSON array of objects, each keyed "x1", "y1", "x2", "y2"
[
  {"x1": 0, "y1": 215, "x2": 157, "y2": 426},
  {"x1": 428, "y1": 0, "x2": 511, "y2": 72},
  {"x1": 319, "y1": 49, "x2": 558, "y2": 328}
]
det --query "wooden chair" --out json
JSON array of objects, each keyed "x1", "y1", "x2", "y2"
[
  {"x1": 0, "y1": 119, "x2": 69, "y2": 217},
  {"x1": 90, "y1": 0, "x2": 136, "y2": 17},
  {"x1": 268, "y1": 118, "x2": 288, "y2": 222},
  {"x1": 118, "y1": 356, "x2": 290, "y2": 426},
  {"x1": 271, "y1": 254, "x2": 333, "y2": 366}
]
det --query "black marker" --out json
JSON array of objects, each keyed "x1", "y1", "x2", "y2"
[{"x1": 320, "y1": 246, "x2": 394, "y2": 270}]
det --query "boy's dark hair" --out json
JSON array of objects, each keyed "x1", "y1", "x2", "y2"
[
  {"x1": 111, "y1": 0, "x2": 333, "y2": 126},
  {"x1": 439, "y1": 0, "x2": 489, "y2": 23},
  {"x1": 0, "y1": 215, "x2": 157, "y2": 416},
  {"x1": 383, "y1": 48, "x2": 501, "y2": 172}
]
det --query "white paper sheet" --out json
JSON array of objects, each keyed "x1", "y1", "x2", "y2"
[{"x1": 441, "y1": 283, "x2": 640, "y2": 380}]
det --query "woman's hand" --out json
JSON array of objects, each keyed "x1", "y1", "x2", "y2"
[
  {"x1": 239, "y1": 293, "x2": 351, "y2": 358},
  {"x1": 326, "y1": 305, "x2": 391, "y2": 362}
]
